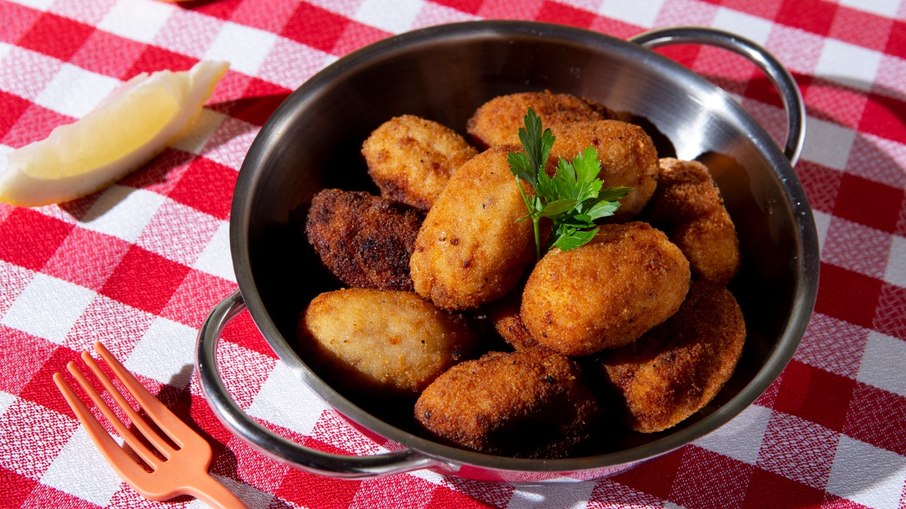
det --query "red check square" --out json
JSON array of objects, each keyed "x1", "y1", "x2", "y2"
[
  {"x1": 18, "y1": 13, "x2": 94, "y2": 62},
  {"x1": 0, "y1": 91, "x2": 31, "y2": 140},
  {"x1": 100, "y1": 246, "x2": 190, "y2": 315},
  {"x1": 815, "y1": 263, "x2": 882, "y2": 329},
  {"x1": 537, "y1": 1, "x2": 596, "y2": 28},
  {"x1": 859, "y1": 93, "x2": 906, "y2": 145},
  {"x1": 833, "y1": 173, "x2": 904, "y2": 233},
  {"x1": 126, "y1": 45, "x2": 198, "y2": 78},
  {"x1": 227, "y1": 77, "x2": 291, "y2": 127},
  {"x1": 775, "y1": 0, "x2": 838, "y2": 36},
  {"x1": 1, "y1": 103, "x2": 73, "y2": 149},
  {"x1": 432, "y1": 0, "x2": 483, "y2": 14},
  {"x1": 0, "y1": 466, "x2": 38, "y2": 509},
  {"x1": 885, "y1": 19, "x2": 906, "y2": 60},
  {"x1": 741, "y1": 468, "x2": 825, "y2": 509},
  {"x1": 669, "y1": 446, "x2": 754, "y2": 509},
  {"x1": 612, "y1": 448, "x2": 685, "y2": 501},
  {"x1": 16, "y1": 345, "x2": 81, "y2": 419},
  {"x1": 281, "y1": 3, "x2": 349, "y2": 53},
  {"x1": 167, "y1": 157, "x2": 236, "y2": 219},
  {"x1": 0, "y1": 209, "x2": 73, "y2": 271},
  {"x1": 773, "y1": 360, "x2": 856, "y2": 431},
  {"x1": 843, "y1": 383, "x2": 906, "y2": 455},
  {"x1": 275, "y1": 460, "x2": 362, "y2": 509}
]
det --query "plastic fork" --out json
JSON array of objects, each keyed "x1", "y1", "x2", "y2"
[{"x1": 53, "y1": 342, "x2": 246, "y2": 509}]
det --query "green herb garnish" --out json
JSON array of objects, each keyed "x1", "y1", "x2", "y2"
[{"x1": 507, "y1": 108, "x2": 631, "y2": 259}]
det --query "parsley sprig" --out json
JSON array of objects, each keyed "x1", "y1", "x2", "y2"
[{"x1": 507, "y1": 108, "x2": 631, "y2": 260}]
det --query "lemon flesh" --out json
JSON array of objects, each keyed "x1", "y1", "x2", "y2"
[{"x1": 0, "y1": 60, "x2": 229, "y2": 207}]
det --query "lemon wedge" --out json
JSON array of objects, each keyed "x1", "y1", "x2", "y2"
[{"x1": 0, "y1": 60, "x2": 229, "y2": 207}]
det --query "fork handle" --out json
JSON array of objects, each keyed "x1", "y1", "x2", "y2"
[{"x1": 181, "y1": 471, "x2": 247, "y2": 509}]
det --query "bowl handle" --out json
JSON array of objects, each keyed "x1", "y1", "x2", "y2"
[
  {"x1": 195, "y1": 290, "x2": 443, "y2": 478},
  {"x1": 629, "y1": 26, "x2": 806, "y2": 166}
]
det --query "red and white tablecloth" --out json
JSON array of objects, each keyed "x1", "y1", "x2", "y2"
[{"x1": 1, "y1": 0, "x2": 904, "y2": 508}]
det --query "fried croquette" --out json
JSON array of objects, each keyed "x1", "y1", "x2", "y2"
[
  {"x1": 414, "y1": 347, "x2": 601, "y2": 457},
  {"x1": 410, "y1": 145, "x2": 535, "y2": 310},
  {"x1": 602, "y1": 280, "x2": 746, "y2": 433},
  {"x1": 466, "y1": 91, "x2": 612, "y2": 148},
  {"x1": 649, "y1": 158, "x2": 740, "y2": 284},
  {"x1": 486, "y1": 291, "x2": 538, "y2": 350},
  {"x1": 550, "y1": 120, "x2": 659, "y2": 219},
  {"x1": 362, "y1": 115, "x2": 478, "y2": 210},
  {"x1": 521, "y1": 222, "x2": 691, "y2": 356},
  {"x1": 301, "y1": 289, "x2": 478, "y2": 395},
  {"x1": 305, "y1": 189, "x2": 423, "y2": 291}
]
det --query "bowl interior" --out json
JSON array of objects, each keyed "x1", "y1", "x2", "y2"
[{"x1": 231, "y1": 21, "x2": 818, "y2": 473}]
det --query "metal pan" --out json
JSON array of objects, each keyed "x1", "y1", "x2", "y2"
[{"x1": 196, "y1": 21, "x2": 818, "y2": 482}]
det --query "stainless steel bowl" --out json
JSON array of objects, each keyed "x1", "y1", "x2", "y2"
[{"x1": 196, "y1": 21, "x2": 818, "y2": 482}]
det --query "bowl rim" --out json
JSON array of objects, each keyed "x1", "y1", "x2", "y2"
[{"x1": 228, "y1": 20, "x2": 820, "y2": 474}]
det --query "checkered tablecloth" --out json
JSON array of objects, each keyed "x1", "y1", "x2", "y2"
[{"x1": 1, "y1": 0, "x2": 904, "y2": 508}]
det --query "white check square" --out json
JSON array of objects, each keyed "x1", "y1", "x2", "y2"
[
  {"x1": 79, "y1": 186, "x2": 166, "y2": 243},
  {"x1": 800, "y1": 116, "x2": 856, "y2": 171},
  {"x1": 193, "y1": 220, "x2": 235, "y2": 283},
  {"x1": 1, "y1": 274, "x2": 95, "y2": 345},
  {"x1": 0, "y1": 391, "x2": 15, "y2": 417},
  {"x1": 98, "y1": 0, "x2": 174, "y2": 43},
  {"x1": 883, "y1": 235, "x2": 906, "y2": 288},
  {"x1": 694, "y1": 404, "x2": 772, "y2": 465},
  {"x1": 248, "y1": 362, "x2": 329, "y2": 436},
  {"x1": 355, "y1": 0, "x2": 424, "y2": 33},
  {"x1": 204, "y1": 22, "x2": 276, "y2": 76},
  {"x1": 125, "y1": 317, "x2": 198, "y2": 388},
  {"x1": 815, "y1": 39, "x2": 882, "y2": 92},
  {"x1": 33, "y1": 64, "x2": 120, "y2": 119},
  {"x1": 40, "y1": 426, "x2": 122, "y2": 506},
  {"x1": 826, "y1": 436, "x2": 906, "y2": 509},
  {"x1": 857, "y1": 331, "x2": 906, "y2": 398},
  {"x1": 712, "y1": 8, "x2": 773, "y2": 45},
  {"x1": 599, "y1": 0, "x2": 665, "y2": 27}
]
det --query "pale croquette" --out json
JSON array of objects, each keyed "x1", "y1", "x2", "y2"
[
  {"x1": 362, "y1": 115, "x2": 478, "y2": 210},
  {"x1": 301, "y1": 289, "x2": 478, "y2": 395}
]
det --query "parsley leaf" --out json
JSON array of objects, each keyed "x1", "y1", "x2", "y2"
[{"x1": 507, "y1": 108, "x2": 631, "y2": 259}]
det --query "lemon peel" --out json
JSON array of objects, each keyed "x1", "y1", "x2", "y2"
[{"x1": 0, "y1": 60, "x2": 229, "y2": 207}]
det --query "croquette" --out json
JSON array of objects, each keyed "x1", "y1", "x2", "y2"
[
  {"x1": 602, "y1": 280, "x2": 746, "y2": 433},
  {"x1": 305, "y1": 189, "x2": 423, "y2": 291},
  {"x1": 550, "y1": 120, "x2": 659, "y2": 219},
  {"x1": 414, "y1": 347, "x2": 602, "y2": 458},
  {"x1": 648, "y1": 158, "x2": 740, "y2": 284},
  {"x1": 301, "y1": 289, "x2": 478, "y2": 395},
  {"x1": 466, "y1": 91, "x2": 612, "y2": 148},
  {"x1": 362, "y1": 115, "x2": 478, "y2": 210},
  {"x1": 410, "y1": 145, "x2": 535, "y2": 310},
  {"x1": 521, "y1": 222, "x2": 691, "y2": 356}
]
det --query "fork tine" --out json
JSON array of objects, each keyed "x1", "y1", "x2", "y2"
[
  {"x1": 52, "y1": 372, "x2": 154, "y2": 484},
  {"x1": 65, "y1": 360, "x2": 163, "y2": 469},
  {"x1": 93, "y1": 342, "x2": 195, "y2": 443}
]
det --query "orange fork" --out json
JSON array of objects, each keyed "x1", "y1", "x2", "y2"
[{"x1": 53, "y1": 342, "x2": 246, "y2": 509}]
